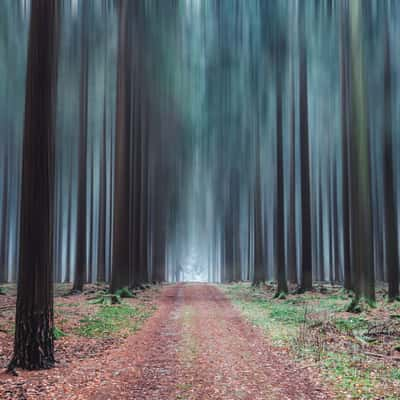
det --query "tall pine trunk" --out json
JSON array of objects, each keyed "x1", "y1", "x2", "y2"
[
  {"x1": 299, "y1": 11, "x2": 312, "y2": 292},
  {"x1": 0, "y1": 137, "x2": 9, "y2": 283},
  {"x1": 349, "y1": 0, "x2": 375, "y2": 304},
  {"x1": 253, "y1": 128, "x2": 266, "y2": 285},
  {"x1": 9, "y1": 0, "x2": 58, "y2": 370},
  {"x1": 275, "y1": 75, "x2": 288, "y2": 296},
  {"x1": 383, "y1": 11, "x2": 399, "y2": 301},
  {"x1": 73, "y1": 0, "x2": 89, "y2": 292},
  {"x1": 340, "y1": 0, "x2": 352, "y2": 291},
  {"x1": 287, "y1": 69, "x2": 297, "y2": 284},
  {"x1": 111, "y1": 0, "x2": 133, "y2": 292}
]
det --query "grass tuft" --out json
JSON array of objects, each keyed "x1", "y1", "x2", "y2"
[{"x1": 53, "y1": 326, "x2": 67, "y2": 340}]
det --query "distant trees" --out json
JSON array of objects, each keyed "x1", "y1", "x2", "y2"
[{"x1": 9, "y1": 0, "x2": 58, "y2": 370}]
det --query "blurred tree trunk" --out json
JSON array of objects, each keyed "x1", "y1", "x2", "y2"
[
  {"x1": 340, "y1": 0, "x2": 352, "y2": 291},
  {"x1": 287, "y1": 70, "x2": 297, "y2": 284},
  {"x1": 318, "y1": 173, "x2": 324, "y2": 281},
  {"x1": 65, "y1": 149, "x2": 73, "y2": 283},
  {"x1": 253, "y1": 128, "x2": 266, "y2": 285},
  {"x1": 111, "y1": 0, "x2": 133, "y2": 292},
  {"x1": 349, "y1": 0, "x2": 375, "y2": 304},
  {"x1": 299, "y1": 10, "x2": 312, "y2": 292},
  {"x1": 333, "y1": 163, "x2": 340, "y2": 282},
  {"x1": 383, "y1": 11, "x2": 399, "y2": 301},
  {"x1": 0, "y1": 137, "x2": 9, "y2": 283},
  {"x1": 275, "y1": 75, "x2": 288, "y2": 296},
  {"x1": 73, "y1": 0, "x2": 89, "y2": 292},
  {"x1": 97, "y1": 95, "x2": 107, "y2": 283}
]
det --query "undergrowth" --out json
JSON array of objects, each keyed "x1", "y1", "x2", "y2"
[
  {"x1": 77, "y1": 303, "x2": 154, "y2": 338},
  {"x1": 223, "y1": 282, "x2": 400, "y2": 399}
]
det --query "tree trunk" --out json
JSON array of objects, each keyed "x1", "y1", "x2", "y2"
[
  {"x1": 275, "y1": 76, "x2": 288, "y2": 296},
  {"x1": 97, "y1": 94, "x2": 107, "y2": 283},
  {"x1": 340, "y1": 0, "x2": 352, "y2": 291},
  {"x1": 0, "y1": 137, "x2": 9, "y2": 283},
  {"x1": 73, "y1": 0, "x2": 89, "y2": 293},
  {"x1": 383, "y1": 11, "x2": 399, "y2": 301},
  {"x1": 349, "y1": 0, "x2": 375, "y2": 303},
  {"x1": 9, "y1": 0, "x2": 58, "y2": 370},
  {"x1": 111, "y1": 0, "x2": 133, "y2": 292},
  {"x1": 287, "y1": 68, "x2": 297, "y2": 284},
  {"x1": 253, "y1": 128, "x2": 266, "y2": 285},
  {"x1": 299, "y1": 11, "x2": 312, "y2": 292}
]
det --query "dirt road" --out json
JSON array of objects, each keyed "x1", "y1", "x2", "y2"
[{"x1": 1, "y1": 284, "x2": 331, "y2": 399}]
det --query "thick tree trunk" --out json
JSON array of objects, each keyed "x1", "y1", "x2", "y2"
[{"x1": 9, "y1": 0, "x2": 58, "y2": 370}]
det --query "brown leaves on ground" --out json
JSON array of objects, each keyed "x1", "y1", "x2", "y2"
[{"x1": 0, "y1": 283, "x2": 331, "y2": 399}]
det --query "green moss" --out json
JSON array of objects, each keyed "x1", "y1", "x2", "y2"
[{"x1": 77, "y1": 303, "x2": 154, "y2": 338}]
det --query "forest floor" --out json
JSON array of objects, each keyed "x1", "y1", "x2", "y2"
[
  {"x1": 0, "y1": 283, "x2": 398, "y2": 399},
  {"x1": 0, "y1": 283, "x2": 330, "y2": 399}
]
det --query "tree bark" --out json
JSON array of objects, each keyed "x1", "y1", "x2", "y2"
[
  {"x1": 9, "y1": 0, "x2": 58, "y2": 370},
  {"x1": 73, "y1": 0, "x2": 89, "y2": 292},
  {"x1": 383, "y1": 11, "x2": 399, "y2": 301},
  {"x1": 111, "y1": 0, "x2": 133, "y2": 292},
  {"x1": 299, "y1": 11, "x2": 312, "y2": 291},
  {"x1": 349, "y1": 0, "x2": 375, "y2": 303},
  {"x1": 275, "y1": 75, "x2": 288, "y2": 296}
]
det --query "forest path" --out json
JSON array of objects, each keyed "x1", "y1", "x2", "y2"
[
  {"x1": 84, "y1": 283, "x2": 330, "y2": 400},
  {"x1": 1, "y1": 284, "x2": 331, "y2": 399}
]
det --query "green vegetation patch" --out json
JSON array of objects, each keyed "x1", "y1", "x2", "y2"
[
  {"x1": 77, "y1": 303, "x2": 154, "y2": 338},
  {"x1": 53, "y1": 326, "x2": 67, "y2": 340},
  {"x1": 333, "y1": 316, "x2": 369, "y2": 333},
  {"x1": 223, "y1": 282, "x2": 400, "y2": 399}
]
